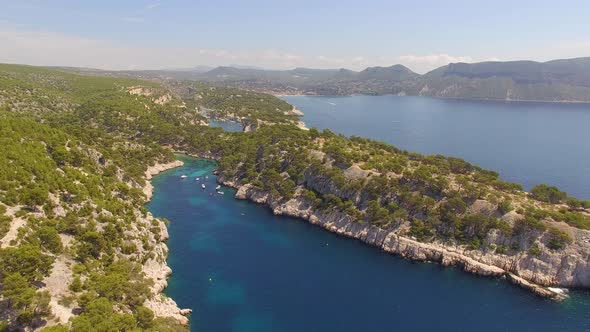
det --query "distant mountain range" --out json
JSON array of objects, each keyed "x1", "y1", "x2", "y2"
[
  {"x1": 186, "y1": 57, "x2": 590, "y2": 102},
  {"x1": 52, "y1": 57, "x2": 590, "y2": 102}
]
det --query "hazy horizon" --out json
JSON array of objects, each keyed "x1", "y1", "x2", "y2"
[{"x1": 6, "y1": 55, "x2": 590, "y2": 77}]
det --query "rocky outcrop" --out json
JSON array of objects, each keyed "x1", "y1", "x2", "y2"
[
  {"x1": 224, "y1": 180, "x2": 583, "y2": 301},
  {"x1": 302, "y1": 168, "x2": 363, "y2": 204},
  {"x1": 42, "y1": 255, "x2": 75, "y2": 325},
  {"x1": 289, "y1": 107, "x2": 304, "y2": 116},
  {"x1": 144, "y1": 160, "x2": 185, "y2": 201},
  {"x1": 0, "y1": 214, "x2": 25, "y2": 249},
  {"x1": 506, "y1": 273, "x2": 567, "y2": 299}
]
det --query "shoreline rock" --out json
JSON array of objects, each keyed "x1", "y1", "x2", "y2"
[
  {"x1": 224, "y1": 179, "x2": 570, "y2": 301},
  {"x1": 144, "y1": 160, "x2": 185, "y2": 201},
  {"x1": 296, "y1": 120, "x2": 309, "y2": 131},
  {"x1": 141, "y1": 159, "x2": 192, "y2": 325},
  {"x1": 290, "y1": 107, "x2": 305, "y2": 116}
]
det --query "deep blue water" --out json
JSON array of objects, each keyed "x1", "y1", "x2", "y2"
[
  {"x1": 147, "y1": 156, "x2": 590, "y2": 332},
  {"x1": 283, "y1": 96, "x2": 590, "y2": 199}
]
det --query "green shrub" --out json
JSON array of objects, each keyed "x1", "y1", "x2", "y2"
[
  {"x1": 547, "y1": 227, "x2": 572, "y2": 250},
  {"x1": 528, "y1": 244, "x2": 541, "y2": 256},
  {"x1": 514, "y1": 216, "x2": 547, "y2": 236},
  {"x1": 365, "y1": 200, "x2": 390, "y2": 224},
  {"x1": 135, "y1": 306, "x2": 155, "y2": 329},
  {"x1": 121, "y1": 242, "x2": 138, "y2": 255},
  {"x1": 496, "y1": 245, "x2": 508, "y2": 255},
  {"x1": 70, "y1": 276, "x2": 83, "y2": 292},
  {"x1": 35, "y1": 226, "x2": 63, "y2": 254},
  {"x1": 0, "y1": 245, "x2": 53, "y2": 281},
  {"x1": 410, "y1": 219, "x2": 433, "y2": 242},
  {"x1": 498, "y1": 199, "x2": 513, "y2": 214},
  {"x1": 71, "y1": 298, "x2": 137, "y2": 332},
  {"x1": 530, "y1": 184, "x2": 567, "y2": 204},
  {"x1": 467, "y1": 238, "x2": 482, "y2": 250}
]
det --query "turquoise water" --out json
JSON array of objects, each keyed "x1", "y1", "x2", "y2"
[
  {"x1": 283, "y1": 96, "x2": 590, "y2": 199},
  {"x1": 209, "y1": 120, "x2": 243, "y2": 132},
  {"x1": 147, "y1": 156, "x2": 590, "y2": 332}
]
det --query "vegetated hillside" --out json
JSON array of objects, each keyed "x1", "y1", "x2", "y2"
[
  {"x1": 1, "y1": 63, "x2": 590, "y2": 330},
  {"x1": 164, "y1": 80, "x2": 301, "y2": 128},
  {"x1": 192, "y1": 64, "x2": 421, "y2": 96},
  {"x1": 189, "y1": 57, "x2": 590, "y2": 101},
  {"x1": 0, "y1": 64, "x2": 210, "y2": 331}
]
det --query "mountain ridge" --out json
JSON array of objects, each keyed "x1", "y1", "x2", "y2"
[
  {"x1": 191, "y1": 57, "x2": 590, "y2": 101},
  {"x1": 41, "y1": 56, "x2": 590, "y2": 102}
]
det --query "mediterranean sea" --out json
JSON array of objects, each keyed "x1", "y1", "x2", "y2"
[{"x1": 283, "y1": 96, "x2": 590, "y2": 199}]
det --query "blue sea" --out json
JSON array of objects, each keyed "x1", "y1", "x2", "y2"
[
  {"x1": 147, "y1": 156, "x2": 590, "y2": 332},
  {"x1": 283, "y1": 96, "x2": 590, "y2": 200}
]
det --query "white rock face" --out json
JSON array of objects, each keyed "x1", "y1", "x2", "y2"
[
  {"x1": 144, "y1": 160, "x2": 185, "y2": 201},
  {"x1": 467, "y1": 199, "x2": 496, "y2": 216},
  {"x1": 154, "y1": 93, "x2": 172, "y2": 105},
  {"x1": 141, "y1": 159, "x2": 192, "y2": 325},
  {"x1": 42, "y1": 256, "x2": 75, "y2": 324}
]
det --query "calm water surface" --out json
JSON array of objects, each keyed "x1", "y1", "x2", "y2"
[
  {"x1": 208, "y1": 120, "x2": 243, "y2": 132},
  {"x1": 283, "y1": 96, "x2": 590, "y2": 199},
  {"x1": 147, "y1": 156, "x2": 590, "y2": 332}
]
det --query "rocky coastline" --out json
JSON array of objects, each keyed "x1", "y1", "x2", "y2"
[
  {"x1": 218, "y1": 177, "x2": 574, "y2": 301},
  {"x1": 141, "y1": 159, "x2": 192, "y2": 325}
]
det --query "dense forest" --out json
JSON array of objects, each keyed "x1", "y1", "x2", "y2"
[{"x1": 1, "y1": 63, "x2": 589, "y2": 331}]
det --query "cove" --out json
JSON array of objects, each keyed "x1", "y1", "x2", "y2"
[
  {"x1": 283, "y1": 95, "x2": 590, "y2": 200},
  {"x1": 147, "y1": 156, "x2": 590, "y2": 332},
  {"x1": 208, "y1": 120, "x2": 243, "y2": 132}
]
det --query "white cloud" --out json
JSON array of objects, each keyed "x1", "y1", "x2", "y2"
[
  {"x1": 146, "y1": 2, "x2": 164, "y2": 10},
  {"x1": 0, "y1": 24, "x2": 492, "y2": 73}
]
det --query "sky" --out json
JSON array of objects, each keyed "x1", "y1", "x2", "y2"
[{"x1": 1, "y1": 0, "x2": 590, "y2": 73}]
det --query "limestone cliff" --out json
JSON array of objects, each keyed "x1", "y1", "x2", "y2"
[
  {"x1": 221, "y1": 179, "x2": 590, "y2": 300},
  {"x1": 142, "y1": 160, "x2": 192, "y2": 325}
]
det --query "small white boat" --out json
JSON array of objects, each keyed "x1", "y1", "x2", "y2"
[
  {"x1": 180, "y1": 175, "x2": 188, "y2": 179},
  {"x1": 215, "y1": 185, "x2": 221, "y2": 190},
  {"x1": 205, "y1": 175, "x2": 209, "y2": 179},
  {"x1": 195, "y1": 177, "x2": 200, "y2": 181},
  {"x1": 217, "y1": 191, "x2": 224, "y2": 195},
  {"x1": 201, "y1": 184, "x2": 206, "y2": 189}
]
